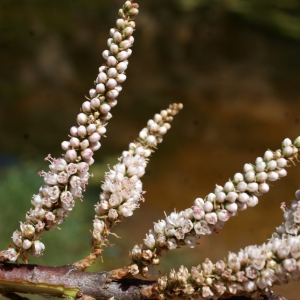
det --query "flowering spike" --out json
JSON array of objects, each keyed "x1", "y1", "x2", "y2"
[
  {"x1": 0, "y1": 0, "x2": 139, "y2": 264},
  {"x1": 129, "y1": 136, "x2": 300, "y2": 277},
  {"x1": 154, "y1": 195, "x2": 300, "y2": 299},
  {"x1": 73, "y1": 103, "x2": 183, "y2": 271}
]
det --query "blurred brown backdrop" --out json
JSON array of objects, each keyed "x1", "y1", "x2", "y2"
[{"x1": 0, "y1": 0, "x2": 300, "y2": 298}]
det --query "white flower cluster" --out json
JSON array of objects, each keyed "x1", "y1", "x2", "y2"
[
  {"x1": 157, "y1": 194, "x2": 300, "y2": 299},
  {"x1": 275, "y1": 190, "x2": 300, "y2": 238},
  {"x1": 91, "y1": 104, "x2": 183, "y2": 251},
  {"x1": 130, "y1": 137, "x2": 300, "y2": 276},
  {"x1": 0, "y1": 0, "x2": 139, "y2": 264}
]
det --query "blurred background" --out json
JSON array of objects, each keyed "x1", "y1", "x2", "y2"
[{"x1": 0, "y1": 0, "x2": 300, "y2": 298}]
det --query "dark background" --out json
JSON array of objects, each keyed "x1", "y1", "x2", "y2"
[{"x1": 0, "y1": 0, "x2": 300, "y2": 298}]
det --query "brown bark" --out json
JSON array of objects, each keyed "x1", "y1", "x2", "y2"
[
  {"x1": 0, "y1": 263, "x2": 287, "y2": 300},
  {"x1": 0, "y1": 263, "x2": 156, "y2": 299}
]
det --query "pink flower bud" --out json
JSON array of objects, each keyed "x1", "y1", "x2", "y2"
[
  {"x1": 87, "y1": 124, "x2": 96, "y2": 135},
  {"x1": 70, "y1": 137, "x2": 80, "y2": 148},
  {"x1": 106, "y1": 78, "x2": 117, "y2": 90},
  {"x1": 247, "y1": 182, "x2": 258, "y2": 193},
  {"x1": 237, "y1": 202, "x2": 248, "y2": 210},
  {"x1": 113, "y1": 31, "x2": 122, "y2": 43},
  {"x1": 108, "y1": 99, "x2": 118, "y2": 107},
  {"x1": 100, "y1": 103, "x2": 111, "y2": 114},
  {"x1": 77, "y1": 113, "x2": 87, "y2": 125},
  {"x1": 89, "y1": 88, "x2": 97, "y2": 98},
  {"x1": 88, "y1": 133, "x2": 101, "y2": 144},
  {"x1": 116, "y1": 18, "x2": 125, "y2": 29},
  {"x1": 116, "y1": 62, "x2": 128, "y2": 73},
  {"x1": 79, "y1": 140, "x2": 89, "y2": 150},
  {"x1": 203, "y1": 201, "x2": 213, "y2": 212},
  {"x1": 65, "y1": 149, "x2": 77, "y2": 162},
  {"x1": 216, "y1": 191, "x2": 226, "y2": 203},
  {"x1": 61, "y1": 141, "x2": 71, "y2": 151},
  {"x1": 45, "y1": 211, "x2": 56, "y2": 221},
  {"x1": 93, "y1": 219, "x2": 105, "y2": 233},
  {"x1": 127, "y1": 165, "x2": 138, "y2": 176},
  {"x1": 255, "y1": 161, "x2": 266, "y2": 172},
  {"x1": 96, "y1": 126, "x2": 106, "y2": 135},
  {"x1": 283, "y1": 258, "x2": 297, "y2": 272},
  {"x1": 106, "y1": 89, "x2": 119, "y2": 99},
  {"x1": 96, "y1": 83, "x2": 106, "y2": 94},
  {"x1": 244, "y1": 163, "x2": 254, "y2": 173},
  {"x1": 243, "y1": 280, "x2": 256, "y2": 292},
  {"x1": 109, "y1": 28, "x2": 116, "y2": 37},
  {"x1": 107, "y1": 68, "x2": 117, "y2": 78},
  {"x1": 194, "y1": 198, "x2": 204, "y2": 208},
  {"x1": 119, "y1": 40, "x2": 131, "y2": 50},
  {"x1": 226, "y1": 192, "x2": 238, "y2": 203},
  {"x1": 110, "y1": 43, "x2": 119, "y2": 55},
  {"x1": 247, "y1": 196, "x2": 258, "y2": 207},
  {"x1": 70, "y1": 126, "x2": 78, "y2": 137},
  {"x1": 283, "y1": 138, "x2": 292, "y2": 147},
  {"x1": 283, "y1": 146, "x2": 293, "y2": 157},
  {"x1": 144, "y1": 232, "x2": 156, "y2": 249},
  {"x1": 22, "y1": 239, "x2": 32, "y2": 250},
  {"x1": 77, "y1": 125, "x2": 87, "y2": 138},
  {"x1": 277, "y1": 168, "x2": 287, "y2": 178},
  {"x1": 107, "y1": 56, "x2": 117, "y2": 67},
  {"x1": 217, "y1": 209, "x2": 230, "y2": 222},
  {"x1": 116, "y1": 51, "x2": 128, "y2": 61},
  {"x1": 245, "y1": 171, "x2": 255, "y2": 182},
  {"x1": 204, "y1": 212, "x2": 217, "y2": 224},
  {"x1": 228, "y1": 252, "x2": 241, "y2": 272},
  {"x1": 82, "y1": 101, "x2": 91, "y2": 113},
  {"x1": 116, "y1": 74, "x2": 126, "y2": 83},
  {"x1": 225, "y1": 202, "x2": 238, "y2": 213},
  {"x1": 32, "y1": 240, "x2": 45, "y2": 257},
  {"x1": 101, "y1": 113, "x2": 112, "y2": 122},
  {"x1": 102, "y1": 50, "x2": 110, "y2": 60},
  {"x1": 237, "y1": 181, "x2": 247, "y2": 192},
  {"x1": 258, "y1": 183, "x2": 269, "y2": 193},
  {"x1": 98, "y1": 72, "x2": 107, "y2": 83},
  {"x1": 158, "y1": 126, "x2": 167, "y2": 135},
  {"x1": 192, "y1": 206, "x2": 205, "y2": 220},
  {"x1": 256, "y1": 171, "x2": 267, "y2": 182},
  {"x1": 108, "y1": 209, "x2": 118, "y2": 220},
  {"x1": 90, "y1": 98, "x2": 100, "y2": 109},
  {"x1": 266, "y1": 160, "x2": 277, "y2": 171},
  {"x1": 224, "y1": 181, "x2": 234, "y2": 192},
  {"x1": 276, "y1": 158, "x2": 287, "y2": 168},
  {"x1": 268, "y1": 171, "x2": 279, "y2": 181},
  {"x1": 81, "y1": 148, "x2": 93, "y2": 160},
  {"x1": 127, "y1": 48, "x2": 132, "y2": 57},
  {"x1": 128, "y1": 8, "x2": 139, "y2": 17},
  {"x1": 123, "y1": 26, "x2": 133, "y2": 37},
  {"x1": 264, "y1": 150, "x2": 274, "y2": 161},
  {"x1": 146, "y1": 135, "x2": 156, "y2": 144},
  {"x1": 238, "y1": 192, "x2": 249, "y2": 203}
]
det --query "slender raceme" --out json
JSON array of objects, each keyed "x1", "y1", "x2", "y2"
[{"x1": 0, "y1": 0, "x2": 139, "y2": 263}]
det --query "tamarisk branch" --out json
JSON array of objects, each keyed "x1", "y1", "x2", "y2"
[{"x1": 0, "y1": 263, "x2": 287, "y2": 300}]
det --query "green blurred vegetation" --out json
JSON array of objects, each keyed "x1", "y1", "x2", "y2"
[{"x1": 177, "y1": 0, "x2": 300, "y2": 39}]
